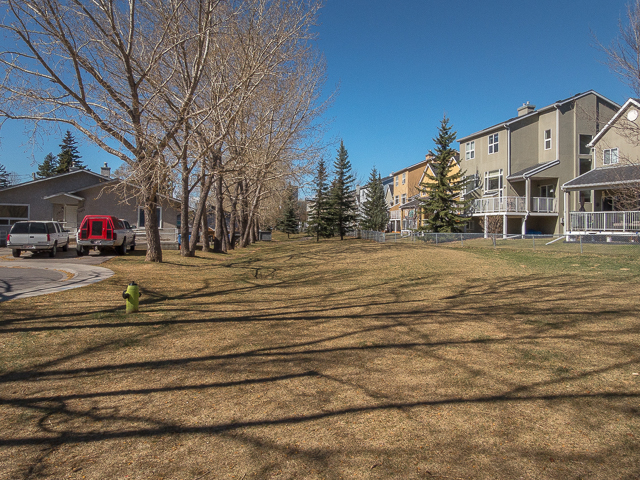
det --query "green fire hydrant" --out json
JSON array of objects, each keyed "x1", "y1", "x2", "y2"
[{"x1": 122, "y1": 281, "x2": 141, "y2": 314}]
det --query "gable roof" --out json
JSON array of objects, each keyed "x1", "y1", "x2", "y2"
[
  {"x1": 459, "y1": 91, "x2": 620, "y2": 143},
  {"x1": 507, "y1": 160, "x2": 560, "y2": 181},
  {"x1": 0, "y1": 168, "x2": 110, "y2": 192},
  {"x1": 587, "y1": 98, "x2": 640, "y2": 148}
]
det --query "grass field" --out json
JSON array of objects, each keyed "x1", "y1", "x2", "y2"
[{"x1": 1, "y1": 234, "x2": 639, "y2": 479}]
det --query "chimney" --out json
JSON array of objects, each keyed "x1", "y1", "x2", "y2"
[
  {"x1": 101, "y1": 162, "x2": 111, "y2": 177},
  {"x1": 517, "y1": 101, "x2": 536, "y2": 117},
  {"x1": 32, "y1": 172, "x2": 36, "y2": 180}
]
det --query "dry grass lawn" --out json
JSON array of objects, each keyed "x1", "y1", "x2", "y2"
[{"x1": 1, "y1": 234, "x2": 639, "y2": 479}]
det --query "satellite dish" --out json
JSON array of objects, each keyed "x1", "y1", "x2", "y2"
[{"x1": 627, "y1": 109, "x2": 638, "y2": 122}]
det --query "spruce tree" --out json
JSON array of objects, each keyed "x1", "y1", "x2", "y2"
[
  {"x1": 361, "y1": 167, "x2": 388, "y2": 231},
  {"x1": 329, "y1": 140, "x2": 357, "y2": 240},
  {"x1": 56, "y1": 131, "x2": 84, "y2": 173},
  {"x1": 37, "y1": 152, "x2": 58, "y2": 178},
  {"x1": 280, "y1": 187, "x2": 299, "y2": 238},
  {"x1": 308, "y1": 158, "x2": 332, "y2": 242},
  {"x1": 0, "y1": 163, "x2": 9, "y2": 188},
  {"x1": 418, "y1": 117, "x2": 469, "y2": 232}
]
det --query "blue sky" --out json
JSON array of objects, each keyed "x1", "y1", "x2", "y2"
[{"x1": 0, "y1": 0, "x2": 634, "y2": 185}]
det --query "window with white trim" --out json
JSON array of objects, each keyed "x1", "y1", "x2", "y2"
[
  {"x1": 137, "y1": 206, "x2": 162, "y2": 228},
  {"x1": 465, "y1": 141, "x2": 475, "y2": 160},
  {"x1": 402, "y1": 172, "x2": 406, "y2": 185},
  {"x1": 394, "y1": 195, "x2": 399, "y2": 205},
  {"x1": 395, "y1": 176, "x2": 398, "y2": 187},
  {"x1": 603, "y1": 148, "x2": 619, "y2": 165},
  {"x1": 401, "y1": 193, "x2": 407, "y2": 205},
  {"x1": 544, "y1": 129, "x2": 552, "y2": 150},
  {"x1": 462, "y1": 174, "x2": 479, "y2": 195},
  {"x1": 0, "y1": 204, "x2": 29, "y2": 225},
  {"x1": 488, "y1": 133, "x2": 499, "y2": 154},
  {"x1": 484, "y1": 169, "x2": 503, "y2": 192}
]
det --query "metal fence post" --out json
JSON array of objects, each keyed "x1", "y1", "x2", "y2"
[
  {"x1": 435, "y1": 233, "x2": 438, "y2": 245},
  {"x1": 532, "y1": 236, "x2": 535, "y2": 252},
  {"x1": 580, "y1": 234, "x2": 583, "y2": 255},
  {"x1": 461, "y1": 233, "x2": 464, "y2": 247}
]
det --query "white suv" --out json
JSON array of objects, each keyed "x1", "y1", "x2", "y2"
[{"x1": 7, "y1": 221, "x2": 70, "y2": 257}]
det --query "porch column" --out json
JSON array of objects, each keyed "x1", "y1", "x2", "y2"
[
  {"x1": 521, "y1": 217, "x2": 526, "y2": 236},
  {"x1": 484, "y1": 214, "x2": 488, "y2": 238},
  {"x1": 526, "y1": 177, "x2": 531, "y2": 212},
  {"x1": 563, "y1": 190, "x2": 570, "y2": 235},
  {"x1": 503, "y1": 213, "x2": 507, "y2": 238}
]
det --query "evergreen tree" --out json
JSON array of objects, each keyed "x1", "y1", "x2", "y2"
[
  {"x1": 418, "y1": 116, "x2": 469, "y2": 232},
  {"x1": 329, "y1": 140, "x2": 357, "y2": 240},
  {"x1": 37, "y1": 152, "x2": 58, "y2": 178},
  {"x1": 360, "y1": 166, "x2": 388, "y2": 231},
  {"x1": 308, "y1": 158, "x2": 333, "y2": 242},
  {"x1": 279, "y1": 187, "x2": 299, "y2": 238},
  {"x1": 0, "y1": 163, "x2": 9, "y2": 188},
  {"x1": 56, "y1": 131, "x2": 84, "y2": 173}
]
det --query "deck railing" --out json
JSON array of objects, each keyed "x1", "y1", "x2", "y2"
[
  {"x1": 569, "y1": 211, "x2": 640, "y2": 233},
  {"x1": 472, "y1": 196, "x2": 557, "y2": 214}
]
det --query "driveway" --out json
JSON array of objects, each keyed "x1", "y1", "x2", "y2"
[{"x1": 0, "y1": 247, "x2": 115, "y2": 302}]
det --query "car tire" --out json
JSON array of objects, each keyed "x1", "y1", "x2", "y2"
[
  {"x1": 49, "y1": 243, "x2": 57, "y2": 257},
  {"x1": 62, "y1": 242, "x2": 68, "y2": 252},
  {"x1": 115, "y1": 240, "x2": 126, "y2": 256},
  {"x1": 76, "y1": 247, "x2": 84, "y2": 257},
  {"x1": 129, "y1": 243, "x2": 135, "y2": 252},
  {"x1": 12, "y1": 249, "x2": 21, "y2": 258}
]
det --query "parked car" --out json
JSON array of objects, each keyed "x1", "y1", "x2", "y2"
[
  {"x1": 121, "y1": 219, "x2": 137, "y2": 251},
  {"x1": 7, "y1": 221, "x2": 70, "y2": 258},
  {"x1": 76, "y1": 215, "x2": 134, "y2": 256}
]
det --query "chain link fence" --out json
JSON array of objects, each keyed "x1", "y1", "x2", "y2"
[{"x1": 356, "y1": 230, "x2": 640, "y2": 255}]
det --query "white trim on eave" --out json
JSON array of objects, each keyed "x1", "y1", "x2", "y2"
[{"x1": 587, "y1": 98, "x2": 640, "y2": 148}]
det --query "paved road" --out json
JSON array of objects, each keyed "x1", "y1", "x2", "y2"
[{"x1": 0, "y1": 247, "x2": 115, "y2": 302}]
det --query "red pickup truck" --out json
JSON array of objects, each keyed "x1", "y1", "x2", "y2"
[{"x1": 76, "y1": 215, "x2": 134, "y2": 256}]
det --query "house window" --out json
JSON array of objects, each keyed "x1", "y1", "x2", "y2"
[
  {"x1": 462, "y1": 174, "x2": 479, "y2": 195},
  {"x1": 465, "y1": 141, "x2": 475, "y2": 160},
  {"x1": 0, "y1": 204, "x2": 29, "y2": 225},
  {"x1": 603, "y1": 148, "x2": 619, "y2": 165},
  {"x1": 579, "y1": 135, "x2": 592, "y2": 155},
  {"x1": 539, "y1": 185, "x2": 554, "y2": 198},
  {"x1": 402, "y1": 172, "x2": 406, "y2": 185},
  {"x1": 488, "y1": 133, "x2": 499, "y2": 154},
  {"x1": 137, "y1": 206, "x2": 162, "y2": 228},
  {"x1": 484, "y1": 170, "x2": 503, "y2": 192},
  {"x1": 395, "y1": 176, "x2": 398, "y2": 187},
  {"x1": 544, "y1": 129, "x2": 552, "y2": 150},
  {"x1": 395, "y1": 195, "x2": 399, "y2": 205},
  {"x1": 401, "y1": 193, "x2": 407, "y2": 205}
]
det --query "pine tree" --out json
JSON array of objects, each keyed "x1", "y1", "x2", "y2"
[
  {"x1": 56, "y1": 131, "x2": 84, "y2": 173},
  {"x1": 361, "y1": 167, "x2": 388, "y2": 231},
  {"x1": 0, "y1": 163, "x2": 10, "y2": 188},
  {"x1": 418, "y1": 117, "x2": 469, "y2": 232},
  {"x1": 279, "y1": 187, "x2": 299, "y2": 238},
  {"x1": 37, "y1": 152, "x2": 58, "y2": 178},
  {"x1": 329, "y1": 140, "x2": 357, "y2": 240},
  {"x1": 308, "y1": 158, "x2": 332, "y2": 242}
]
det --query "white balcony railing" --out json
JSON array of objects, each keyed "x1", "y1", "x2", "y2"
[
  {"x1": 531, "y1": 197, "x2": 557, "y2": 213},
  {"x1": 569, "y1": 211, "x2": 640, "y2": 233},
  {"x1": 472, "y1": 196, "x2": 557, "y2": 214},
  {"x1": 389, "y1": 210, "x2": 401, "y2": 220}
]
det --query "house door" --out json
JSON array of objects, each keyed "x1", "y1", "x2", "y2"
[{"x1": 64, "y1": 205, "x2": 78, "y2": 229}]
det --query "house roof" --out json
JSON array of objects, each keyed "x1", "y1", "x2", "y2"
[
  {"x1": 507, "y1": 160, "x2": 560, "y2": 181},
  {"x1": 0, "y1": 168, "x2": 110, "y2": 192},
  {"x1": 400, "y1": 196, "x2": 421, "y2": 209},
  {"x1": 459, "y1": 91, "x2": 620, "y2": 143},
  {"x1": 587, "y1": 98, "x2": 640, "y2": 148},
  {"x1": 561, "y1": 164, "x2": 640, "y2": 191}
]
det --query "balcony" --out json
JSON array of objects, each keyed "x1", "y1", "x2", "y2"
[
  {"x1": 389, "y1": 210, "x2": 401, "y2": 220},
  {"x1": 569, "y1": 211, "x2": 640, "y2": 233},
  {"x1": 471, "y1": 196, "x2": 557, "y2": 214}
]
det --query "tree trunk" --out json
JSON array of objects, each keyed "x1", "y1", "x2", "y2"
[
  {"x1": 201, "y1": 210, "x2": 210, "y2": 251},
  {"x1": 213, "y1": 174, "x2": 228, "y2": 253},
  {"x1": 189, "y1": 172, "x2": 214, "y2": 254},
  {"x1": 227, "y1": 183, "x2": 239, "y2": 250},
  {"x1": 144, "y1": 192, "x2": 163, "y2": 262}
]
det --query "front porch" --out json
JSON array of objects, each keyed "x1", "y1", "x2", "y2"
[{"x1": 567, "y1": 211, "x2": 640, "y2": 234}]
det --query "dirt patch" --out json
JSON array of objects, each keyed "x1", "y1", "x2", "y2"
[{"x1": 0, "y1": 237, "x2": 639, "y2": 479}]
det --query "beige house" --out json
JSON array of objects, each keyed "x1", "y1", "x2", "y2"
[
  {"x1": 458, "y1": 91, "x2": 619, "y2": 235},
  {"x1": 562, "y1": 98, "x2": 640, "y2": 235},
  {"x1": 388, "y1": 155, "x2": 434, "y2": 231}
]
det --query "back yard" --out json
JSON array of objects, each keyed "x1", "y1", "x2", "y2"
[{"x1": 1, "y1": 235, "x2": 639, "y2": 479}]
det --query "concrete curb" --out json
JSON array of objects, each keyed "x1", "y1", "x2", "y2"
[{"x1": 0, "y1": 261, "x2": 114, "y2": 302}]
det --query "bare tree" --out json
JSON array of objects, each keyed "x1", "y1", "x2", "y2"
[{"x1": 0, "y1": 0, "x2": 220, "y2": 261}]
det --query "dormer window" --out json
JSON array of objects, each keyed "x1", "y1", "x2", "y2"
[{"x1": 488, "y1": 133, "x2": 499, "y2": 154}]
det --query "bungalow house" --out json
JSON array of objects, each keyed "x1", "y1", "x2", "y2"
[
  {"x1": 458, "y1": 91, "x2": 620, "y2": 236},
  {"x1": 0, "y1": 163, "x2": 181, "y2": 242},
  {"x1": 562, "y1": 98, "x2": 640, "y2": 235}
]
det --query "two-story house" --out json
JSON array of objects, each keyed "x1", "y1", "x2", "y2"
[
  {"x1": 458, "y1": 91, "x2": 619, "y2": 236},
  {"x1": 562, "y1": 98, "x2": 640, "y2": 235},
  {"x1": 387, "y1": 155, "x2": 434, "y2": 232}
]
